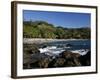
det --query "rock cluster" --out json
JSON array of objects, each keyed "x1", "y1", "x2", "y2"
[{"x1": 23, "y1": 47, "x2": 91, "y2": 69}]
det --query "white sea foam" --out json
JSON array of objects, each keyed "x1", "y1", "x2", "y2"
[
  {"x1": 71, "y1": 49, "x2": 89, "y2": 56},
  {"x1": 39, "y1": 46, "x2": 89, "y2": 57},
  {"x1": 39, "y1": 46, "x2": 65, "y2": 56}
]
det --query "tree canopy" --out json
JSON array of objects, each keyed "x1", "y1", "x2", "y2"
[{"x1": 23, "y1": 21, "x2": 90, "y2": 39}]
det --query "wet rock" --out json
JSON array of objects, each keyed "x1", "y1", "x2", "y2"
[
  {"x1": 23, "y1": 44, "x2": 41, "y2": 69},
  {"x1": 23, "y1": 43, "x2": 91, "y2": 69},
  {"x1": 62, "y1": 57, "x2": 81, "y2": 67},
  {"x1": 23, "y1": 44, "x2": 40, "y2": 54},
  {"x1": 38, "y1": 57, "x2": 51, "y2": 68},
  {"x1": 53, "y1": 58, "x2": 66, "y2": 67},
  {"x1": 65, "y1": 43, "x2": 73, "y2": 47},
  {"x1": 79, "y1": 50, "x2": 91, "y2": 66},
  {"x1": 41, "y1": 45, "x2": 47, "y2": 48},
  {"x1": 60, "y1": 51, "x2": 80, "y2": 59},
  {"x1": 24, "y1": 53, "x2": 51, "y2": 69},
  {"x1": 59, "y1": 51, "x2": 81, "y2": 66},
  {"x1": 48, "y1": 51, "x2": 82, "y2": 67},
  {"x1": 31, "y1": 53, "x2": 52, "y2": 68}
]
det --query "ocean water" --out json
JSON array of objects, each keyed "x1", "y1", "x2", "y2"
[
  {"x1": 38, "y1": 39, "x2": 91, "y2": 56},
  {"x1": 41, "y1": 39, "x2": 91, "y2": 51}
]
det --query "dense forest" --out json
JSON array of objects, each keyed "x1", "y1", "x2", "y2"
[{"x1": 23, "y1": 21, "x2": 90, "y2": 39}]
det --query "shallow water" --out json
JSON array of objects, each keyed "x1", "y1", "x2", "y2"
[
  {"x1": 39, "y1": 39, "x2": 90, "y2": 56},
  {"x1": 40, "y1": 39, "x2": 90, "y2": 50}
]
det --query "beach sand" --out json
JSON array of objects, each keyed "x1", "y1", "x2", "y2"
[{"x1": 23, "y1": 38, "x2": 88, "y2": 44}]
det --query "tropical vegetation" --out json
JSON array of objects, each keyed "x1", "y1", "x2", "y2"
[{"x1": 23, "y1": 21, "x2": 90, "y2": 39}]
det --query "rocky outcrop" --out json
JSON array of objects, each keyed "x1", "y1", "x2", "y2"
[
  {"x1": 23, "y1": 43, "x2": 39, "y2": 53},
  {"x1": 56, "y1": 51, "x2": 81, "y2": 67},
  {"x1": 53, "y1": 58, "x2": 66, "y2": 67},
  {"x1": 60, "y1": 51, "x2": 80, "y2": 58},
  {"x1": 24, "y1": 52, "x2": 52, "y2": 69},
  {"x1": 23, "y1": 45, "x2": 91, "y2": 69},
  {"x1": 38, "y1": 57, "x2": 51, "y2": 68},
  {"x1": 79, "y1": 51, "x2": 91, "y2": 66},
  {"x1": 48, "y1": 51, "x2": 82, "y2": 67}
]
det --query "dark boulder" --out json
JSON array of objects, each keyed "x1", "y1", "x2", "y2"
[
  {"x1": 65, "y1": 43, "x2": 73, "y2": 47},
  {"x1": 41, "y1": 44, "x2": 47, "y2": 48},
  {"x1": 38, "y1": 57, "x2": 51, "y2": 68},
  {"x1": 53, "y1": 58, "x2": 66, "y2": 67},
  {"x1": 24, "y1": 53, "x2": 51, "y2": 69},
  {"x1": 30, "y1": 53, "x2": 52, "y2": 68},
  {"x1": 48, "y1": 51, "x2": 82, "y2": 67},
  {"x1": 59, "y1": 51, "x2": 81, "y2": 67},
  {"x1": 60, "y1": 51, "x2": 80, "y2": 59},
  {"x1": 64, "y1": 58, "x2": 81, "y2": 67},
  {"x1": 79, "y1": 51, "x2": 91, "y2": 66},
  {"x1": 23, "y1": 44, "x2": 40, "y2": 54}
]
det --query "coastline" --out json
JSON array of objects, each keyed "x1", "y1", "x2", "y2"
[
  {"x1": 23, "y1": 38, "x2": 90, "y2": 44},
  {"x1": 23, "y1": 38, "x2": 91, "y2": 68}
]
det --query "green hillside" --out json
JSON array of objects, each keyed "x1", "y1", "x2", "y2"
[{"x1": 23, "y1": 21, "x2": 90, "y2": 39}]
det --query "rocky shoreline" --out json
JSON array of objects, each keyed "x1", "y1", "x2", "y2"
[{"x1": 23, "y1": 44, "x2": 91, "y2": 69}]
